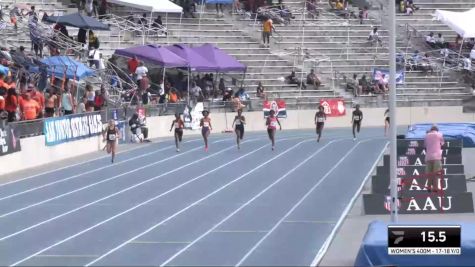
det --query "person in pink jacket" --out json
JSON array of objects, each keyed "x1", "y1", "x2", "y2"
[{"x1": 424, "y1": 125, "x2": 444, "y2": 192}]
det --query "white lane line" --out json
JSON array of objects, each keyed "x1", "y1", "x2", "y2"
[
  {"x1": 0, "y1": 137, "x2": 270, "y2": 243},
  {"x1": 0, "y1": 137, "x2": 237, "y2": 219},
  {"x1": 10, "y1": 137, "x2": 302, "y2": 267},
  {"x1": 310, "y1": 140, "x2": 389, "y2": 267},
  {"x1": 235, "y1": 139, "x2": 363, "y2": 267},
  {"x1": 0, "y1": 139, "x2": 200, "y2": 201},
  {"x1": 82, "y1": 138, "x2": 312, "y2": 267},
  {"x1": 158, "y1": 140, "x2": 338, "y2": 267},
  {"x1": 0, "y1": 138, "x2": 174, "y2": 187}
]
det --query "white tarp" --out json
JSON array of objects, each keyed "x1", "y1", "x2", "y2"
[
  {"x1": 434, "y1": 8, "x2": 475, "y2": 38},
  {"x1": 108, "y1": 0, "x2": 183, "y2": 13}
]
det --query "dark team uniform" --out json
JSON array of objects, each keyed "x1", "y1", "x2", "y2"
[
  {"x1": 315, "y1": 111, "x2": 326, "y2": 135},
  {"x1": 352, "y1": 109, "x2": 363, "y2": 138},
  {"x1": 234, "y1": 115, "x2": 245, "y2": 139}
]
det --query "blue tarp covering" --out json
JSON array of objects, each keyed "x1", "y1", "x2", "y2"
[
  {"x1": 406, "y1": 123, "x2": 475, "y2": 147},
  {"x1": 30, "y1": 56, "x2": 95, "y2": 80},
  {"x1": 0, "y1": 65, "x2": 9, "y2": 76},
  {"x1": 354, "y1": 220, "x2": 475, "y2": 267},
  {"x1": 204, "y1": 0, "x2": 233, "y2": 4}
]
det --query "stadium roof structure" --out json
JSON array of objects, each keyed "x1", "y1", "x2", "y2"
[{"x1": 434, "y1": 8, "x2": 475, "y2": 38}]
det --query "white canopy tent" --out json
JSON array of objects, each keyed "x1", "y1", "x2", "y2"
[
  {"x1": 434, "y1": 8, "x2": 475, "y2": 38},
  {"x1": 108, "y1": 0, "x2": 183, "y2": 13}
]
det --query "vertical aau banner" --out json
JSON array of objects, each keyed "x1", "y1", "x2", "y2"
[
  {"x1": 44, "y1": 112, "x2": 103, "y2": 146},
  {"x1": 0, "y1": 124, "x2": 21, "y2": 156},
  {"x1": 184, "y1": 102, "x2": 204, "y2": 130},
  {"x1": 319, "y1": 98, "x2": 346, "y2": 116},
  {"x1": 263, "y1": 100, "x2": 287, "y2": 118}
]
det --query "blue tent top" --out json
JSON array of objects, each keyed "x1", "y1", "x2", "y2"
[
  {"x1": 31, "y1": 56, "x2": 95, "y2": 80},
  {"x1": 164, "y1": 44, "x2": 215, "y2": 71},
  {"x1": 204, "y1": 0, "x2": 233, "y2": 4}
]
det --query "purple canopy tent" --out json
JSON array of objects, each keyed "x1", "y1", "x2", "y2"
[
  {"x1": 114, "y1": 44, "x2": 188, "y2": 68},
  {"x1": 191, "y1": 43, "x2": 247, "y2": 72},
  {"x1": 164, "y1": 44, "x2": 215, "y2": 71}
]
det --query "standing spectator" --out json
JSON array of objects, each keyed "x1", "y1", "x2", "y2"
[
  {"x1": 88, "y1": 30, "x2": 99, "y2": 49},
  {"x1": 425, "y1": 32, "x2": 436, "y2": 48},
  {"x1": 368, "y1": 27, "x2": 382, "y2": 46},
  {"x1": 85, "y1": 84, "x2": 95, "y2": 111},
  {"x1": 358, "y1": 6, "x2": 368, "y2": 24},
  {"x1": 346, "y1": 74, "x2": 360, "y2": 96},
  {"x1": 153, "y1": 15, "x2": 163, "y2": 27},
  {"x1": 256, "y1": 81, "x2": 266, "y2": 98},
  {"x1": 216, "y1": 3, "x2": 224, "y2": 17},
  {"x1": 98, "y1": 0, "x2": 108, "y2": 18},
  {"x1": 168, "y1": 89, "x2": 179, "y2": 103},
  {"x1": 85, "y1": 0, "x2": 95, "y2": 17},
  {"x1": 223, "y1": 87, "x2": 233, "y2": 102},
  {"x1": 9, "y1": 6, "x2": 21, "y2": 30},
  {"x1": 306, "y1": 69, "x2": 321, "y2": 89},
  {"x1": 138, "y1": 13, "x2": 147, "y2": 25},
  {"x1": 29, "y1": 84, "x2": 44, "y2": 118},
  {"x1": 218, "y1": 78, "x2": 226, "y2": 94},
  {"x1": 78, "y1": 28, "x2": 87, "y2": 45},
  {"x1": 5, "y1": 88, "x2": 18, "y2": 122},
  {"x1": 77, "y1": 96, "x2": 87, "y2": 113},
  {"x1": 127, "y1": 55, "x2": 139, "y2": 79},
  {"x1": 20, "y1": 92, "x2": 40, "y2": 120},
  {"x1": 190, "y1": 82, "x2": 202, "y2": 103},
  {"x1": 262, "y1": 17, "x2": 274, "y2": 48},
  {"x1": 358, "y1": 75, "x2": 370, "y2": 95},
  {"x1": 88, "y1": 45, "x2": 100, "y2": 69},
  {"x1": 135, "y1": 61, "x2": 148, "y2": 84},
  {"x1": 44, "y1": 89, "x2": 58, "y2": 117},
  {"x1": 435, "y1": 33, "x2": 447, "y2": 48},
  {"x1": 424, "y1": 125, "x2": 444, "y2": 192},
  {"x1": 61, "y1": 86, "x2": 75, "y2": 115},
  {"x1": 94, "y1": 90, "x2": 105, "y2": 111}
]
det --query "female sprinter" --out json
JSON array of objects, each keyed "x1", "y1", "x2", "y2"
[
  {"x1": 103, "y1": 119, "x2": 120, "y2": 163},
  {"x1": 200, "y1": 110, "x2": 212, "y2": 152},
  {"x1": 170, "y1": 113, "x2": 184, "y2": 152},
  {"x1": 266, "y1": 109, "x2": 281, "y2": 150},
  {"x1": 351, "y1": 104, "x2": 363, "y2": 140},
  {"x1": 384, "y1": 108, "x2": 390, "y2": 137},
  {"x1": 314, "y1": 105, "x2": 327, "y2": 142},
  {"x1": 232, "y1": 109, "x2": 246, "y2": 149}
]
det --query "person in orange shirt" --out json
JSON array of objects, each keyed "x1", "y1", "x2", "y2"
[
  {"x1": 168, "y1": 89, "x2": 179, "y2": 103},
  {"x1": 20, "y1": 93, "x2": 40, "y2": 120},
  {"x1": 5, "y1": 88, "x2": 18, "y2": 122},
  {"x1": 29, "y1": 84, "x2": 45, "y2": 118},
  {"x1": 262, "y1": 17, "x2": 275, "y2": 48}
]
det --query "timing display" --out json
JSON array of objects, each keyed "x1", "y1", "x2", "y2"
[{"x1": 388, "y1": 225, "x2": 461, "y2": 255}]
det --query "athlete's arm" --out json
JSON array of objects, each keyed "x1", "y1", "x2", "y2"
[
  {"x1": 209, "y1": 119, "x2": 213, "y2": 131},
  {"x1": 314, "y1": 112, "x2": 317, "y2": 124},
  {"x1": 231, "y1": 116, "x2": 236, "y2": 128},
  {"x1": 115, "y1": 127, "x2": 120, "y2": 140},
  {"x1": 265, "y1": 117, "x2": 270, "y2": 126},
  {"x1": 324, "y1": 113, "x2": 327, "y2": 121},
  {"x1": 351, "y1": 112, "x2": 354, "y2": 124},
  {"x1": 360, "y1": 112, "x2": 364, "y2": 122},
  {"x1": 170, "y1": 120, "x2": 175, "y2": 132},
  {"x1": 277, "y1": 118, "x2": 282, "y2": 130},
  {"x1": 242, "y1": 116, "x2": 246, "y2": 124},
  {"x1": 200, "y1": 118, "x2": 203, "y2": 127}
]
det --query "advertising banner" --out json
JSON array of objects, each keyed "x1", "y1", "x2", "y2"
[
  {"x1": 319, "y1": 98, "x2": 346, "y2": 116},
  {"x1": 372, "y1": 174, "x2": 468, "y2": 195},
  {"x1": 0, "y1": 124, "x2": 21, "y2": 156},
  {"x1": 384, "y1": 154, "x2": 462, "y2": 166},
  {"x1": 397, "y1": 139, "x2": 462, "y2": 148},
  {"x1": 398, "y1": 146, "x2": 462, "y2": 156},
  {"x1": 44, "y1": 112, "x2": 103, "y2": 146},
  {"x1": 372, "y1": 67, "x2": 405, "y2": 84},
  {"x1": 263, "y1": 100, "x2": 287, "y2": 118}
]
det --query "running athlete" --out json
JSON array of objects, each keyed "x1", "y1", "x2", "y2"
[
  {"x1": 200, "y1": 110, "x2": 212, "y2": 152},
  {"x1": 314, "y1": 105, "x2": 327, "y2": 142},
  {"x1": 170, "y1": 113, "x2": 185, "y2": 152},
  {"x1": 103, "y1": 120, "x2": 120, "y2": 163},
  {"x1": 384, "y1": 108, "x2": 390, "y2": 137},
  {"x1": 351, "y1": 104, "x2": 363, "y2": 140},
  {"x1": 232, "y1": 109, "x2": 246, "y2": 149},
  {"x1": 266, "y1": 109, "x2": 282, "y2": 150}
]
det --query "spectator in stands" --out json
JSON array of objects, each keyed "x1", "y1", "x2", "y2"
[
  {"x1": 262, "y1": 17, "x2": 275, "y2": 48},
  {"x1": 98, "y1": 0, "x2": 109, "y2": 18},
  {"x1": 138, "y1": 13, "x2": 148, "y2": 26},
  {"x1": 335, "y1": 0, "x2": 344, "y2": 10},
  {"x1": 94, "y1": 90, "x2": 105, "y2": 111},
  {"x1": 223, "y1": 87, "x2": 233, "y2": 102},
  {"x1": 358, "y1": 6, "x2": 368, "y2": 24},
  {"x1": 44, "y1": 88, "x2": 58, "y2": 117},
  {"x1": 218, "y1": 78, "x2": 226, "y2": 94},
  {"x1": 29, "y1": 84, "x2": 44, "y2": 118},
  {"x1": 463, "y1": 57, "x2": 472, "y2": 74},
  {"x1": 453, "y1": 34, "x2": 463, "y2": 50},
  {"x1": 424, "y1": 124, "x2": 444, "y2": 192},
  {"x1": 216, "y1": 3, "x2": 224, "y2": 17},
  {"x1": 435, "y1": 33, "x2": 448, "y2": 48},
  {"x1": 420, "y1": 53, "x2": 434, "y2": 75},
  {"x1": 286, "y1": 71, "x2": 306, "y2": 89},
  {"x1": 128, "y1": 55, "x2": 139, "y2": 77},
  {"x1": 5, "y1": 87, "x2": 18, "y2": 122},
  {"x1": 256, "y1": 81, "x2": 266, "y2": 98},
  {"x1": 28, "y1": 6, "x2": 37, "y2": 21},
  {"x1": 20, "y1": 92, "x2": 40, "y2": 120},
  {"x1": 88, "y1": 45, "x2": 100, "y2": 69},
  {"x1": 0, "y1": 92, "x2": 5, "y2": 120},
  {"x1": 153, "y1": 15, "x2": 163, "y2": 27},
  {"x1": 85, "y1": 84, "x2": 95, "y2": 111},
  {"x1": 374, "y1": 74, "x2": 388, "y2": 94},
  {"x1": 425, "y1": 32, "x2": 436, "y2": 48},
  {"x1": 139, "y1": 72, "x2": 150, "y2": 96},
  {"x1": 85, "y1": 0, "x2": 95, "y2": 16},
  {"x1": 358, "y1": 75, "x2": 370, "y2": 95},
  {"x1": 77, "y1": 96, "x2": 87, "y2": 113},
  {"x1": 78, "y1": 28, "x2": 87, "y2": 45},
  {"x1": 88, "y1": 30, "x2": 99, "y2": 49},
  {"x1": 135, "y1": 61, "x2": 148, "y2": 85},
  {"x1": 190, "y1": 82, "x2": 202, "y2": 104},
  {"x1": 9, "y1": 6, "x2": 21, "y2": 31},
  {"x1": 347, "y1": 74, "x2": 359, "y2": 96},
  {"x1": 306, "y1": 69, "x2": 321, "y2": 89},
  {"x1": 368, "y1": 27, "x2": 382, "y2": 46},
  {"x1": 470, "y1": 46, "x2": 475, "y2": 61},
  {"x1": 329, "y1": 0, "x2": 337, "y2": 9},
  {"x1": 61, "y1": 86, "x2": 75, "y2": 115}
]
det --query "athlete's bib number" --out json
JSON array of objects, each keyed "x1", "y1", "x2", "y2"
[
  {"x1": 317, "y1": 117, "x2": 325, "y2": 123},
  {"x1": 174, "y1": 122, "x2": 179, "y2": 128},
  {"x1": 203, "y1": 121, "x2": 210, "y2": 127},
  {"x1": 235, "y1": 119, "x2": 241, "y2": 125},
  {"x1": 109, "y1": 134, "x2": 116, "y2": 141},
  {"x1": 270, "y1": 121, "x2": 277, "y2": 127},
  {"x1": 354, "y1": 116, "x2": 361, "y2": 121}
]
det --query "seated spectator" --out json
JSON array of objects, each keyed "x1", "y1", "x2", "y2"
[
  {"x1": 256, "y1": 81, "x2": 266, "y2": 98},
  {"x1": 306, "y1": 69, "x2": 321, "y2": 89},
  {"x1": 223, "y1": 87, "x2": 233, "y2": 102},
  {"x1": 77, "y1": 96, "x2": 87, "y2": 114},
  {"x1": 329, "y1": 0, "x2": 337, "y2": 9},
  {"x1": 138, "y1": 13, "x2": 147, "y2": 26},
  {"x1": 453, "y1": 34, "x2": 463, "y2": 49},
  {"x1": 435, "y1": 33, "x2": 448, "y2": 48},
  {"x1": 88, "y1": 45, "x2": 100, "y2": 69},
  {"x1": 335, "y1": 0, "x2": 344, "y2": 10},
  {"x1": 5, "y1": 87, "x2": 18, "y2": 122},
  {"x1": 420, "y1": 53, "x2": 434, "y2": 75},
  {"x1": 346, "y1": 74, "x2": 360, "y2": 96},
  {"x1": 129, "y1": 112, "x2": 149, "y2": 142},
  {"x1": 307, "y1": 0, "x2": 319, "y2": 18},
  {"x1": 168, "y1": 89, "x2": 179, "y2": 103},
  {"x1": 425, "y1": 32, "x2": 436, "y2": 48},
  {"x1": 358, "y1": 6, "x2": 368, "y2": 24},
  {"x1": 374, "y1": 74, "x2": 389, "y2": 93},
  {"x1": 153, "y1": 15, "x2": 163, "y2": 27},
  {"x1": 236, "y1": 87, "x2": 250, "y2": 101},
  {"x1": 286, "y1": 71, "x2": 306, "y2": 89},
  {"x1": 20, "y1": 92, "x2": 40, "y2": 120},
  {"x1": 358, "y1": 75, "x2": 370, "y2": 94},
  {"x1": 88, "y1": 30, "x2": 99, "y2": 50},
  {"x1": 368, "y1": 27, "x2": 382, "y2": 46},
  {"x1": 463, "y1": 57, "x2": 472, "y2": 74}
]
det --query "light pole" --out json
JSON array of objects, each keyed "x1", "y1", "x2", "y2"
[{"x1": 388, "y1": 0, "x2": 398, "y2": 222}]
